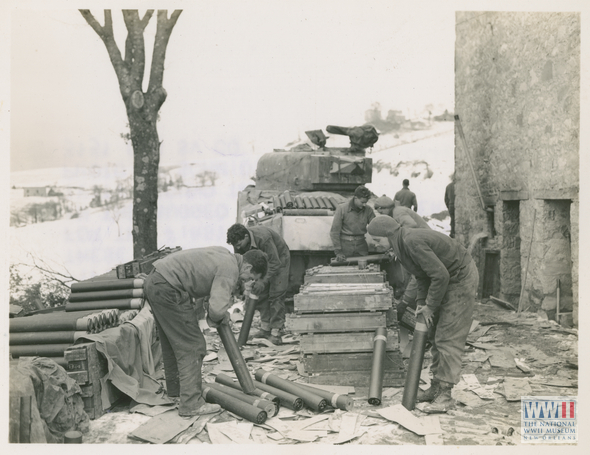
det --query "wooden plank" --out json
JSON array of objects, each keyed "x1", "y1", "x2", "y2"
[
  {"x1": 286, "y1": 312, "x2": 386, "y2": 333},
  {"x1": 64, "y1": 348, "x2": 88, "y2": 362},
  {"x1": 302, "y1": 351, "x2": 404, "y2": 373},
  {"x1": 307, "y1": 264, "x2": 381, "y2": 274},
  {"x1": 294, "y1": 293, "x2": 392, "y2": 313},
  {"x1": 300, "y1": 331, "x2": 398, "y2": 354},
  {"x1": 304, "y1": 272, "x2": 385, "y2": 284},
  {"x1": 131, "y1": 409, "x2": 199, "y2": 443},
  {"x1": 305, "y1": 370, "x2": 405, "y2": 387}
]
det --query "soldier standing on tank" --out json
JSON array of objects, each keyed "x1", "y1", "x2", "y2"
[
  {"x1": 330, "y1": 185, "x2": 375, "y2": 262},
  {"x1": 227, "y1": 223, "x2": 291, "y2": 345}
]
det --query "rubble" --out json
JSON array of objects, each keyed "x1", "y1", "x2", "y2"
[{"x1": 82, "y1": 301, "x2": 577, "y2": 445}]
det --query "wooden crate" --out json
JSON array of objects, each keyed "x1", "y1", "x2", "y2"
[
  {"x1": 304, "y1": 271, "x2": 385, "y2": 284},
  {"x1": 300, "y1": 331, "x2": 399, "y2": 354},
  {"x1": 286, "y1": 312, "x2": 387, "y2": 334},
  {"x1": 64, "y1": 342, "x2": 110, "y2": 419},
  {"x1": 301, "y1": 350, "x2": 405, "y2": 373},
  {"x1": 294, "y1": 292, "x2": 393, "y2": 313}
]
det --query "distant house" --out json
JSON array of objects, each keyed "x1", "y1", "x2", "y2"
[
  {"x1": 434, "y1": 110, "x2": 454, "y2": 121},
  {"x1": 23, "y1": 187, "x2": 48, "y2": 197}
]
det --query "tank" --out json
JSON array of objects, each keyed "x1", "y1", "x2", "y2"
[{"x1": 236, "y1": 125, "x2": 391, "y2": 295}]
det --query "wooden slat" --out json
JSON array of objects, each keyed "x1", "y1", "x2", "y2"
[
  {"x1": 302, "y1": 351, "x2": 405, "y2": 373},
  {"x1": 294, "y1": 293, "x2": 392, "y2": 313},
  {"x1": 286, "y1": 312, "x2": 386, "y2": 333},
  {"x1": 300, "y1": 332, "x2": 398, "y2": 354},
  {"x1": 306, "y1": 264, "x2": 381, "y2": 275},
  {"x1": 304, "y1": 272, "x2": 385, "y2": 284},
  {"x1": 303, "y1": 371, "x2": 405, "y2": 387}
]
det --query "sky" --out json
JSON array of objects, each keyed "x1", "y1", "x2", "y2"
[{"x1": 7, "y1": 0, "x2": 462, "y2": 172}]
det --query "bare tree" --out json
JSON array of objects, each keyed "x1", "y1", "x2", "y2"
[
  {"x1": 105, "y1": 194, "x2": 124, "y2": 236},
  {"x1": 80, "y1": 9, "x2": 182, "y2": 258}
]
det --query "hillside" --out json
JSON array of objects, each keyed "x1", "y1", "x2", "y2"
[{"x1": 10, "y1": 124, "x2": 454, "y2": 282}]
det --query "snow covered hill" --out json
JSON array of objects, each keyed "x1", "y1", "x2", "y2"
[{"x1": 10, "y1": 125, "x2": 454, "y2": 281}]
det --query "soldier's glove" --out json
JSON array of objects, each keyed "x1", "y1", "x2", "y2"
[
  {"x1": 335, "y1": 254, "x2": 346, "y2": 262},
  {"x1": 251, "y1": 280, "x2": 267, "y2": 296},
  {"x1": 206, "y1": 311, "x2": 230, "y2": 328}
]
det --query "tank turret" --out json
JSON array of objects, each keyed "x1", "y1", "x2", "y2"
[
  {"x1": 236, "y1": 125, "x2": 384, "y2": 293},
  {"x1": 254, "y1": 125, "x2": 377, "y2": 192}
]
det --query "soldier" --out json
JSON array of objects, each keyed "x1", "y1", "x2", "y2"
[
  {"x1": 373, "y1": 195, "x2": 429, "y2": 320},
  {"x1": 227, "y1": 223, "x2": 290, "y2": 345},
  {"x1": 330, "y1": 185, "x2": 375, "y2": 262},
  {"x1": 445, "y1": 176, "x2": 456, "y2": 238},
  {"x1": 394, "y1": 179, "x2": 418, "y2": 212},
  {"x1": 144, "y1": 247, "x2": 268, "y2": 418},
  {"x1": 368, "y1": 215, "x2": 478, "y2": 413}
]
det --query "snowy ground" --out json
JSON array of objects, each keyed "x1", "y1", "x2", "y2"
[{"x1": 10, "y1": 126, "x2": 453, "y2": 282}]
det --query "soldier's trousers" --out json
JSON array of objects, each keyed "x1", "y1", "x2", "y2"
[
  {"x1": 256, "y1": 258, "x2": 291, "y2": 330},
  {"x1": 144, "y1": 270, "x2": 207, "y2": 416},
  {"x1": 428, "y1": 260, "x2": 479, "y2": 385}
]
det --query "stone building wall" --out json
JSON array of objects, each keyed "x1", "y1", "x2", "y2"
[{"x1": 454, "y1": 12, "x2": 579, "y2": 324}]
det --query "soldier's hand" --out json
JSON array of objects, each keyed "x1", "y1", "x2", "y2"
[
  {"x1": 251, "y1": 280, "x2": 266, "y2": 296},
  {"x1": 336, "y1": 254, "x2": 346, "y2": 263},
  {"x1": 206, "y1": 312, "x2": 230, "y2": 328},
  {"x1": 415, "y1": 305, "x2": 435, "y2": 328},
  {"x1": 385, "y1": 249, "x2": 396, "y2": 262}
]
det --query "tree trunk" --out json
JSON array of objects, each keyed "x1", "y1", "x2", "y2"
[
  {"x1": 128, "y1": 107, "x2": 160, "y2": 257},
  {"x1": 80, "y1": 9, "x2": 181, "y2": 259}
]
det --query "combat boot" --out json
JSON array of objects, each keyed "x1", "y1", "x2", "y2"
[
  {"x1": 416, "y1": 379, "x2": 439, "y2": 403},
  {"x1": 251, "y1": 328, "x2": 271, "y2": 339},
  {"x1": 423, "y1": 381, "x2": 455, "y2": 414},
  {"x1": 268, "y1": 329, "x2": 283, "y2": 345}
]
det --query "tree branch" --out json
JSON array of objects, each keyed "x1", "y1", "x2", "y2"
[
  {"x1": 122, "y1": 10, "x2": 154, "y2": 90},
  {"x1": 80, "y1": 9, "x2": 131, "y2": 96},
  {"x1": 147, "y1": 10, "x2": 182, "y2": 94}
]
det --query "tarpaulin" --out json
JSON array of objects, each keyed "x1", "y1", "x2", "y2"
[
  {"x1": 13, "y1": 357, "x2": 89, "y2": 443},
  {"x1": 78, "y1": 305, "x2": 170, "y2": 409}
]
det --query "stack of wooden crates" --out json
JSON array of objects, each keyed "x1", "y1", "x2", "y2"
[{"x1": 287, "y1": 264, "x2": 406, "y2": 387}]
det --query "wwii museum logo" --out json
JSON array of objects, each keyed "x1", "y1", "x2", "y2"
[{"x1": 521, "y1": 396, "x2": 577, "y2": 443}]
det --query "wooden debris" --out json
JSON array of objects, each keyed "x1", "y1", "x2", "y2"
[
  {"x1": 203, "y1": 352, "x2": 218, "y2": 362},
  {"x1": 376, "y1": 404, "x2": 442, "y2": 435},
  {"x1": 213, "y1": 421, "x2": 254, "y2": 444},
  {"x1": 169, "y1": 414, "x2": 215, "y2": 444},
  {"x1": 514, "y1": 358, "x2": 531, "y2": 373},
  {"x1": 329, "y1": 412, "x2": 367, "y2": 444},
  {"x1": 489, "y1": 348, "x2": 517, "y2": 369},
  {"x1": 461, "y1": 374, "x2": 496, "y2": 399},
  {"x1": 130, "y1": 409, "x2": 199, "y2": 444},
  {"x1": 206, "y1": 423, "x2": 233, "y2": 444},
  {"x1": 130, "y1": 403, "x2": 175, "y2": 417},
  {"x1": 264, "y1": 417, "x2": 321, "y2": 442},
  {"x1": 502, "y1": 377, "x2": 532, "y2": 401}
]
